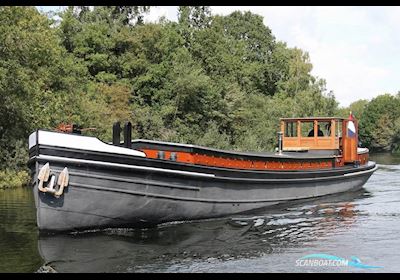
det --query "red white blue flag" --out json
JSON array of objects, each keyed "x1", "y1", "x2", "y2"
[{"x1": 348, "y1": 112, "x2": 356, "y2": 137}]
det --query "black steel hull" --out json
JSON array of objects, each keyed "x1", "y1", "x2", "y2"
[{"x1": 28, "y1": 143, "x2": 377, "y2": 232}]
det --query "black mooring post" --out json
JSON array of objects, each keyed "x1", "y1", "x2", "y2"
[
  {"x1": 124, "y1": 121, "x2": 132, "y2": 148},
  {"x1": 112, "y1": 122, "x2": 121, "y2": 146}
]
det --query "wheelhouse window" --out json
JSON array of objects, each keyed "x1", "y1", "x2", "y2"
[
  {"x1": 284, "y1": 121, "x2": 297, "y2": 137},
  {"x1": 301, "y1": 121, "x2": 314, "y2": 137},
  {"x1": 318, "y1": 121, "x2": 331, "y2": 137},
  {"x1": 336, "y1": 120, "x2": 342, "y2": 137}
]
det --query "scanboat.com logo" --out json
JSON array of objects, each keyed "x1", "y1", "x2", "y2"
[{"x1": 296, "y1": 254, "x2": 383, "y2": 269}]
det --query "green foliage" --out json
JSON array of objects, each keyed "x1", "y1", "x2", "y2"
[
  {"x1": 178, "y1": 6, "x2": 211, "y2": 29},
  {"x1": 358, "y1": 94, "x2": 400, "y2": 152},
  {"x1": 0, "y1": 169, "x2": 30, "y2": 189},
  {"x1": 0, "y1": 6, "x2": 81, "y2": 170},
  {"x1": 196, "y1": 122, "x2": 231, "y2": 150},
  {"x1": 349, "y1": 99, "x2": 368, "y2": 120},
  {"x1": 1, "y1": 6, "x2": 352, "y2": 187}
]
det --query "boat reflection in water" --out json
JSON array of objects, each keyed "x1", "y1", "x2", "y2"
[{"x1": 37, "y1": 189, "x2": 368, "y2": 273}]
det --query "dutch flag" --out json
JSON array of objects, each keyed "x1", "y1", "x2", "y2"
[{"x1": 348, "y1": 112, "x2": 356, "y2": 137}]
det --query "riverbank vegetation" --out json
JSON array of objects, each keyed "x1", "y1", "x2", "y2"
[{"x1": 0, "y1": 6, "x2": 398, "y2": 188}]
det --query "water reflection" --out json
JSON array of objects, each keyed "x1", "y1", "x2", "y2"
[
  {"x1": 37, "y1": 190, "x2": 368, "y2": 273},
  {"x1": 0, "y1": 187, "x2": 42, "y2": 273},
  {"x1": 370, "y1": 152, "x2": 400, "y2": 166}
]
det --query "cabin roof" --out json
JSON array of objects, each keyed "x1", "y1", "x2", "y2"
[{"x1": 280, "y1": 117, "x2": 347, "y2": 121}]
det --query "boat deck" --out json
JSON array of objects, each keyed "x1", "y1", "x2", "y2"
[
  {"x1": 131, "y1": 139, "x2": 339, "y2": 159},
  {"x1": 130, "y1": 139, "x2": 344, "y2": 171}
]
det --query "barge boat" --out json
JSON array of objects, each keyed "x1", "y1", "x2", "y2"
[{"x1": 27, "y1": 114, "x2": 377, "y2": 232}]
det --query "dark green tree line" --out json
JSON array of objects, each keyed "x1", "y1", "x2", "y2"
[{"x1": 1, "y1": 6, "x2": 342, "y2": 187}]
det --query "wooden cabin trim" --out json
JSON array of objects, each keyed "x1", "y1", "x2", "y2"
[
  {"x1": 140, "y1": 147, "x2": 339, "y2": 171},
  {"x1": 280, "y1": 117, "x2": 346, "y2": 121}
]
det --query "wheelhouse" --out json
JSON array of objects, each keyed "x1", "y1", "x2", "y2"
[{"x1": 280, "y1": 116, "x2": 360, "y2": 164}]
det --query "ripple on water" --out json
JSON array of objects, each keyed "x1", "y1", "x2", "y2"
[{"x1": 31, "y1": 187, "x2": 372, "y2": 272}]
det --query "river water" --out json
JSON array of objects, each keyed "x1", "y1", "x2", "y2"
[{"x1": 1, "y1": 153, "x2": 399, "y2": 273}]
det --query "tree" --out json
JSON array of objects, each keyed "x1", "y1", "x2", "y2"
[
  {"x1": 0, "y1": 6, "x2": 345, "y2": 188},
  {"x1": 70, "y1": 6, "x2": 150, "y2": 26},
  {"x1": 0, "y1": 6, "x2": 88, "y2": 170},
  {"x1": 359, "y1": 94, "x2": 400, "y2": 151},
  {"x1": 178, "y1": 6, "x2": 211, "y2": 29}
]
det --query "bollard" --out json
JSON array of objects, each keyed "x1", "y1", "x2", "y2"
[
  {"x1": 112, "y1": 122, "x2": 121, "y2": 146},
  {"x1": 124, "y1": 122, "x2": 132, "y2": 149}
]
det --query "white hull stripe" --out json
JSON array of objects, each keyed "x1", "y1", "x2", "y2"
[
  {"x1": 34, "y1": 155, "x2": 377, "y2": 183},
  {"x1": 36, "y1": 155, "x2": 216, "y2": 178},
  {"x1": 343, "y1": 166, "x2": 378, "y2": 177}
]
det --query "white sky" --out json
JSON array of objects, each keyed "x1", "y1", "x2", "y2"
[{"x1": 37, "y1": 6, "x2": 400, "y2": 107}]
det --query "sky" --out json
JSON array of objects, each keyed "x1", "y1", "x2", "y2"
[{"x1": 37, "y1": 6, "x2": 400, "y2": 107}]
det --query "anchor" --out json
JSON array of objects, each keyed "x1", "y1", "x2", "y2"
[
  {"x1": 45, "y1": 172, "x2": 57, "y2": 194},
  {"x1": 54, "y1": 167, "x2": 69, "y2": 198},
  {"x1": 37, "y1": 163, "x2": 51, "y2": 193},
  {"x1": 37, "y1": 163, "x2": 69, "y2": 197}
]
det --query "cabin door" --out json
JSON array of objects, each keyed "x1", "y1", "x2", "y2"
[{"x1": 342, "y1": 119, "x2": 358, "y2": 163}]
